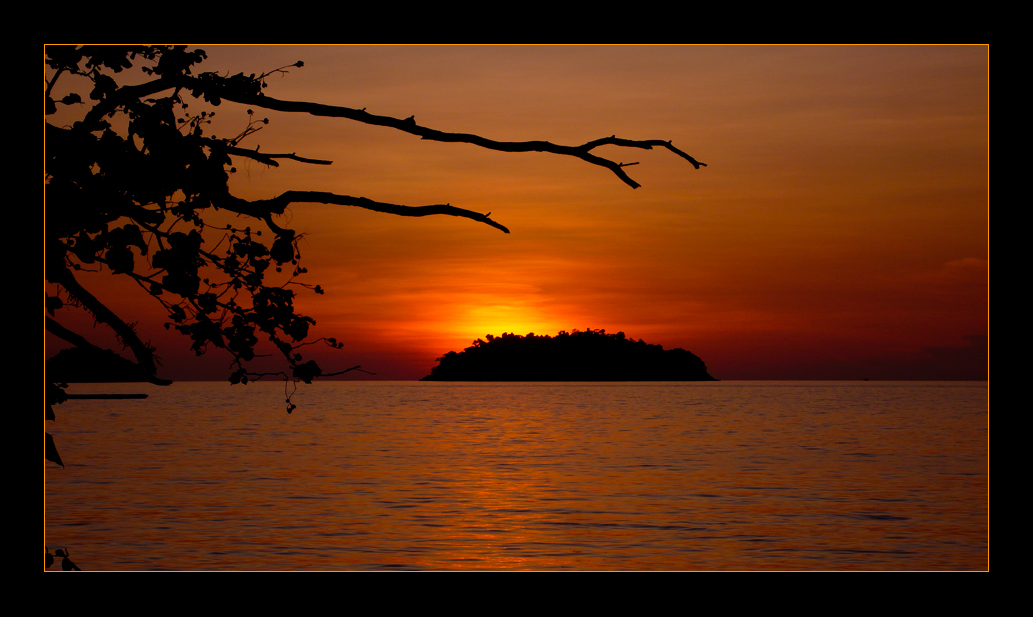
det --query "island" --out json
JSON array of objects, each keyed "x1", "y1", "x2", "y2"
[{"x1": 421, "y1": 329, "x2": 716, "y2": 381}]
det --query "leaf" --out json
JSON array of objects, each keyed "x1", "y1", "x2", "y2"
[
  {"x1": 105, "y1": 245, "x2": 134, "y2": 274},
  {"x1": 89, "y1": 74, "x2": 117, "y2": 101},
  {"x1": 46, "y1": 433, "x2": 64, "y2": 467},
  {"x1": 47, "y1": 382, "x2": 68, "y2": 406},
  {"x1": 270, "y1": 236, "x2": 295, "y2": 265},
  {"x1": 293, "y1": 360, "x2": 322, "y2": 384}
]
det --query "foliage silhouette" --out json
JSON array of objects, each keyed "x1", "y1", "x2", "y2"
[
  {"x1": 44, "y1": 45, "x2": 704, "y2": 461},
  {"x1": 422, "y1": 329, "x2": 716, "y2": 381},
  {"x1": 46, "y1": 548, "x2": 80, "y2": 571}
]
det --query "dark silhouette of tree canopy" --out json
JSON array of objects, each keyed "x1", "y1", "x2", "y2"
[
  {"x1": 422, "y1": 329, "x2": 716, "y2": 381},
  {"x1": 44, "y1": 45, "x2": 705, "y2": 463}
]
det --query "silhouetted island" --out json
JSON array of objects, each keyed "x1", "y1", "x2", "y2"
[{"x1": 421, "y1": 329, "x2": 716, "y2": 381}]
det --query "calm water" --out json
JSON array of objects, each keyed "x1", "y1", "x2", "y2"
[{"x1": 44, "y1": 381, "x2": 987, "y2": 570}]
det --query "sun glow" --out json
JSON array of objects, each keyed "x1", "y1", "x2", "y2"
[{"x1": 455, "y1": 303, "x2": 568, "y2": 342}]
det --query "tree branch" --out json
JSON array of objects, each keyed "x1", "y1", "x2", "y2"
[
  {"x1": 45, "y1": 316, "x2": 172, "y2": 386},
  {"x1": 81, "y1": 75, "x2": 705, "y2": 189},
  {"x1": 47, "y1": 263, "x2": 163, "y2": 377},
  {"x1": 224, "y1": 191, "x2": 510, "y2": 234},
  {"x1": 193, "y1": 83, "x2": 704, "y2": 188},
  {"x1": 45, "y1": 315, "x2": 102, "y2": 351},
  {"x1": 45, "y1": 67, "x2": 64, "y2": 98},
  {"x1": 220, "y1": 145, "x2": 332, "y2": 167},
  {"x1": 322, "y1": 365, "x2": 375, "y2": 377}
]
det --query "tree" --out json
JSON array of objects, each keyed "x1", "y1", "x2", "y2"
[{"x1": 45, "y1": 45, "x2": 705, "y2": 455}]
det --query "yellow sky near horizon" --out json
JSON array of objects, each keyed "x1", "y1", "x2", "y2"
[{"x1": 45, "y1": 45, "x2": 988, "y2": 380}]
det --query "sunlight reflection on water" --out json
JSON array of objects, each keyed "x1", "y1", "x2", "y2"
[{"x1": 45, "y1": 381, "x2": 987, "y2": 570}]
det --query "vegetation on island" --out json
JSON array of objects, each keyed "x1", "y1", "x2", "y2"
[{"x1": 422, "y1": 329, "x2": 716, "y2": 381}]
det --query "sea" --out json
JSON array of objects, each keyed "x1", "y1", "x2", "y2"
[{"x1": 44, "y1": 380, "x2": 988, "y2": 570}]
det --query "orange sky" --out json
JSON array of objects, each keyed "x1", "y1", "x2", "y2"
[{"x1": 46, "y1": 45, "x2": 988, "y2": 380}]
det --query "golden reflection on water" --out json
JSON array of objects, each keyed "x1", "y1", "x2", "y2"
[{"x1": 45, "y1": 381, "x2": 987, "y2": 570}]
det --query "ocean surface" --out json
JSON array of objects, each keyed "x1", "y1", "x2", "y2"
[{"x1": 44, "y1": 381, "x2": 988, "y2": 570}]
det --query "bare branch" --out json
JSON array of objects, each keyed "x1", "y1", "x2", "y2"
[
  {"x1": 81, "y1": 76, "x2": 705, "y2": 189},
  {"x1": 322, "y1": 365, "x2": 376, "y2": 377},
  {"x1": 221, "y1": 145, "x2": 332, "y2": 167},
  {"x1": 47, "y1": 263, "x2": 162, "y2": 377},
  {"x1": 580, "y1": 136, "x2": 705, "y2": 169},
  {"x1": 45, "y1": 316, "x2": 172, "y2": 386},
  {"x1": 45, "y1": 316, "x2": 102, "y2": 351},
  {"x1": 45, "y1": 67, "x2": 65, "y2": 98},
  {"x1": 191, "y1": 84, "x2": 705, "y2": 188},
  {"x1": 225, "y1": 190, "x2": 510, "y2": 234}
]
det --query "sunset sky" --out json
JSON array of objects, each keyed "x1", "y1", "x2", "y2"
[{"x1": 46, "y1": 45, "x2": 988, "y2": 381}]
